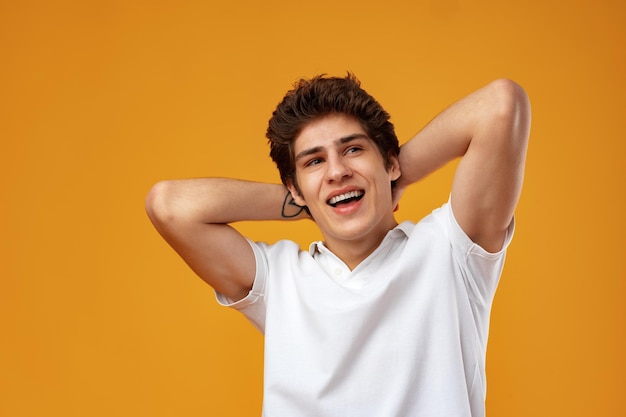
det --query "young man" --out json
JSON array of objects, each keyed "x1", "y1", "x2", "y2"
[{"x1": 146, "y1": 74, "x2": 531, "y2": 416}]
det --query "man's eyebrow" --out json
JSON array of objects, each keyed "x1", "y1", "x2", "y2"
[
  {"x1": 337, "y1": 133, "x2": 370, "y2": 145},
  {"x1": 295, "y1": 133, "x2": 370, "y2": 161},
  {"x1": 295, "y1": 146, "x2": 323, "y2": 162}
]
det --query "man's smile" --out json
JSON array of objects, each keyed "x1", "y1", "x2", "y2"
[{"x1": 327, "y1": 190, "x2": 365, "y2": 207}]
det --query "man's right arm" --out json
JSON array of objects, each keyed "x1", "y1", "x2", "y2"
[{"x1": 145, "y1": 178, "x2": 308, "y2": 301}]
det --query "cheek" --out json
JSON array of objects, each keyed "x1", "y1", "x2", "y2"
[
  {"x1": 290, "y1": 175, "x2": 316, "y2": 206},
  {"x1": 297, "y1": 172, "x2": 323, "y2": 196}
]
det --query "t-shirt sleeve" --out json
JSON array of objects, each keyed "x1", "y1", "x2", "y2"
[
  {"x1": 446, "y1": 202, "x2": 515, "y2": 307},
  {"x1": 214, "y1": 238, "x2": 268, "y2": 333}
]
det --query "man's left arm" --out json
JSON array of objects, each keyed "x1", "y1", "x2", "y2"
[{"x1": 396, "y1": 79, "x2": 531, "y2": 252}]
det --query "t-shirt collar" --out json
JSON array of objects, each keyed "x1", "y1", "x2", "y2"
[{"x1": 308, "y1": 222, "x2": 411, "y2": 257}]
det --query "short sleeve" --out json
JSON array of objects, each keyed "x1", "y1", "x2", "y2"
[
  {"x1": 447, "y1": 202, "x2": 515, "y2": 307},
  {"x1": 215, "y1": 238, "x2": 268, "y2": 333}
]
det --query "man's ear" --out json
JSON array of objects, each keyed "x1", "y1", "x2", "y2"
[
  {"x1": 286, "y1": 179, "x2": 307, "y2": 207},
  {"x1": 388, "y1": 154, "x2": 401, "y2": 182}
]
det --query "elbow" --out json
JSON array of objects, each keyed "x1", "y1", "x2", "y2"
[
  {"x1": 489, "y1": 79, "x2": 530, "y2": 118},
  {"x1": 487, "y1": 78, "x2": 532, "y2": 144},
  {"x1": 145, "y1": 180, "x2": 179, "y2": 230}
]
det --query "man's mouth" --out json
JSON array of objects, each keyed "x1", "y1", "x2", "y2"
[{"x1": 327, "y1": 190, "x2": 365, "y2": 207}]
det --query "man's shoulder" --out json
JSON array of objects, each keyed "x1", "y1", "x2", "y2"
[
  {"x1": 249, "y1": 237, "x2": 308, "y2": 260},
  {"x1": 400, "y1": 202, "x2": 451, "y2": 236}
]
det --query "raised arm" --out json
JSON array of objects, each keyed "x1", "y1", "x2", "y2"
[
  {"x1": 145, "y1": 179, "x2": 308, "y2": 301},
  {"x1": 396, "y1": 79, "x2": 531, "y2": 252}
]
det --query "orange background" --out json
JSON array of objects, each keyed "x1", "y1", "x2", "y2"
[{"x1": 1, "y1": 0, "x2": 624, "y2": 416}]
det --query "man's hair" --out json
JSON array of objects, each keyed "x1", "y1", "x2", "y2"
[{"x1": 266, "y1": 73, "x2": 400, "y2": 190}]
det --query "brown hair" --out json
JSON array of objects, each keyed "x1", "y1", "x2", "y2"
[{"x1": 266, "y1": 73, "x2": 399, "y2": 190}]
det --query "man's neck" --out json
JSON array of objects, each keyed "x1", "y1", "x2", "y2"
[{"x1": 323, "y1": 220, "x2": 398, "y2": 270}]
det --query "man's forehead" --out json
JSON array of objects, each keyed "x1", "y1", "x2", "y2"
[{"x1": 293, "y1": 114, "x2": 371, "y2": 155}]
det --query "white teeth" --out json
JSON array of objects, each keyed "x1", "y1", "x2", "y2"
[{"x1": 328, "y1": 190, "x2": 363, "y2": 205}]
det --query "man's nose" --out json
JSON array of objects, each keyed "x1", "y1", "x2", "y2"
[{"x1": 326, "y1": 155, "x2": 352, "y2": 182}]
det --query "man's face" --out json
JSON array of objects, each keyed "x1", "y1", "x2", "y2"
[{"x1": 288, "y1": 113, "x2": 401, "y2": 251}]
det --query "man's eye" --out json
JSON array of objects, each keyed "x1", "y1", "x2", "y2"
[
  {"x1": 305, "y1": 158, "x2": 323, "y2": 167},
  {"x1": 346, "y1": 146, "x2": 362, "y2": 155}
]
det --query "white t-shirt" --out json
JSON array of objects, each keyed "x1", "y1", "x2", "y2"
[{"x1": 217, "y1": 202, "x2": 514, "y2": 417}]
